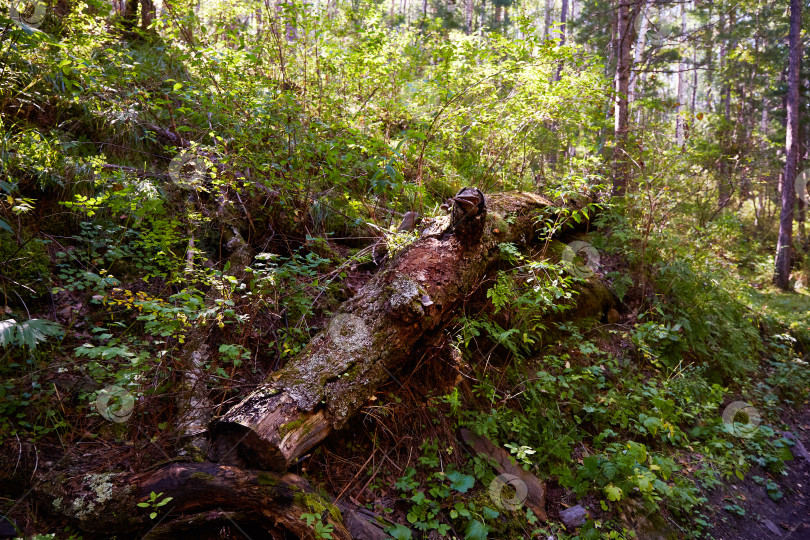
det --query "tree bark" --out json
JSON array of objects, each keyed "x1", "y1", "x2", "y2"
[
  {"x1": 774, "y1": 0, "x2": 802, "y2": 290},
  {"x1": 553, "y1": 0, "x2": 568, "y2": 81},
  {"x1": 121, "y1": 0, "x2": 156, "y2": 33},
  {"x1": 0, "y1": 446, "x2": 356, "y2": 539},
  {"x1": 717, "y1": 10, "x2": 732, "y2": 208},
  {"x1": 704, "y1": 3, "x2": 714, "y2": 111},
  {"x1": 612, "y1": 0, "x2": 636, "y2": 197},
  {"x1": 690, "y1": 47, "x2": 697, "y2": 116},
  {"x1": 628, "y1": 0, "x2": 647, "y2": 104},
  {"x1": 122, "y1": 0, "x2": 139, "y2": 30},
  {"x1": 210, "y1": 192, "x2": 582, "y2": 471},
  {"x1": 140, "y1": 0, "x2": 155, "y2": 29},
  {"x1": 675, "y1": 1, "x2": 687, "y2": 148}
]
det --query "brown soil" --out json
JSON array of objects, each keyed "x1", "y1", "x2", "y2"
[{"x1": 706, "y1": 407, "x2": 810, "y2": 540}]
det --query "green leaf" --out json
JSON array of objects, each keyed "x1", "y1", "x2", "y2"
[
  {"x1": 447, "y1": 471, "x2": 475, "y2": 493},
  {"x1": 602, "y1": 460, "x2": 618, "y2": 481},
  {"x1": 641, "y1": 414, "x2": 663, "y2": 435},
  {"x1": 464, "y1": 519, "x2": 490, "y2": 540},
  {"x1": 0, "y1": 319, "x2": 18, "y2": 347},
  {"x1": 481, "y1": 506, "x2": 499, "y2": 520},
  {"x1": 0, "y1": 318, "x2": 63, "y2": 350},
  {"x1": 605, "y1": 484, "x2": 623, "y2": 501},
  {"x1": 582, "y1": 455, "x2": 600, "y2": 476},
  {"x1": 386, "y1": 524, "x2": 412, "y2": 540}
]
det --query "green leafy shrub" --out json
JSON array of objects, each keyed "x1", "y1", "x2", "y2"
[
  {"x1": 0, "y1": 233, "x2": 51, "y2": 304},
  {"x1": 652, "y1": 259, "x2": 760, "y2": 379}
]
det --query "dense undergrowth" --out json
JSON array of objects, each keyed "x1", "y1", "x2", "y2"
[{"x1": 0, "y1": 1, "x2": 808, "y2": 539}]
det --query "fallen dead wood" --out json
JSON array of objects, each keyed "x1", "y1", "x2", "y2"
[
  {"x1": 0, "y1": 446, "x2": 358, "y2": 539},
  {"x1": 210, "y1": 191, "x2": 595, "y2": 471},
  {"x1": 459, "y1": 428, "x2": 547, "y2": 521}
]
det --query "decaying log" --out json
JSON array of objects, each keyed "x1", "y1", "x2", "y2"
[
  {"x1": 1, "y1": 438, "x2": 395, "y2": 538},
  {"x1": 460, "y1": 428, "x2": 547, "y2": 521},
  {"x1": 1, "y1": 450, "x2": 353, "y2": 539},
  {"x1": 176, "y1": 185, "x2": 254, "y2": 455},
  {"x1": 211, "y1": 191, "x2": 581, "y2": 471}
]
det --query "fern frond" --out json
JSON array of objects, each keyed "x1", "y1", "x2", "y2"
[{"x1": 0, "y1": 318, "x2": 64, "y2": 350}]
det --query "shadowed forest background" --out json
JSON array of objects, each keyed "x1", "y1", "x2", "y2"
[{"x1": 1, "y1": 0, "x2": 809, "y2": 537}]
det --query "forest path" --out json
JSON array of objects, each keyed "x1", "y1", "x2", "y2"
[{"x1": 707, "y1": 406, "x2": 810, "y2": 540}]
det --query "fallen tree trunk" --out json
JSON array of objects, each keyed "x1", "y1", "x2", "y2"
[
  {"x1": 211, "y1": 191, "x2": 579, "y2": 470},
  {"x1": 460, "y1": 428, "x2": 548, "y2": 521},
  {"x1": 1, "y1": 440, "x2": 397, "y2": 539},
  {"x1": 0, "y1": 446, "x2": 353, "y2": 538}
]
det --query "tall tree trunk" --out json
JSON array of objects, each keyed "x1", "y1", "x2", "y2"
[
  {"x1": 717, "y1": 11, "x2": 732, "y2": 207},
  {"x1": 799, "y1": 84, "x2": 809, "y2": 251},
  {"x1": 675, "y1": 1, "x2": 687, "y2": 148},
  {"x1": 723, "y1": 10, "x2": 734, "y2": 122},
  {"x1": 774, "y1": 0, "x2": 802, "y2": 290},
  {"x1": 628, "y1": 0, "x2": 647, "y2": 103},
  {"x1": 690, "y1": 47, "x2": 697, "y2": 115},
  {"x1": 704, "y1": 3, "x2": 714, "y2": 110},
  {"x1": 544, "y1": 0, "x2": 553, "y2": 38},
  {"x1": 612, "y1": 0, "x2": 635, "y2": 196},
  {"x1": 796, "y1": 199, "x2": 807, "y2": 251},
  {"x1": 466, "y1": 0, "x2": 474, "y2": 32},
  {"x1": 756, "y1": 107, "x2": 769, "y2": 228},
  {"x1": 122, "y1": 0, "x2": 139, "y2": 30},
  {"x1": 140, "y1": 0, "x2": 155, "y2": 29},
  {"x1": 554, "y1": 0, "x2": 568, "y2": 81}
]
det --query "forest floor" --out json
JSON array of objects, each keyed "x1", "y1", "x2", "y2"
[
  {"x1": 706, "y1": 407, "x2": 810, "y2": 540},
  {"x1": 1, "y1": 235, "x2": 809, "y2": 539},
  {"x1": 281, "y1": 300, "x2": 810, "y2": 540}
]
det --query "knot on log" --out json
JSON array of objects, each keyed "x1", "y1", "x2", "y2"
[{"x1": 443, "y1": 187, "x2": 487, "y2": 245}]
